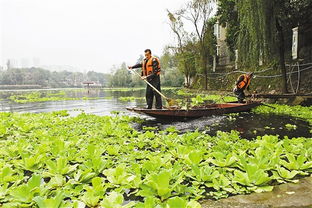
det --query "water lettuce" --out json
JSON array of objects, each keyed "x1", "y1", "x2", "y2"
[{"x1": 0, "y1": 111, "x2": 311, "y2": 207}]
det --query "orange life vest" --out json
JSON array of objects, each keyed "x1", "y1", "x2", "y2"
[
  {"x1": 142, "y1": 57, "x2": 160, "y2": 76},
  {"x1": 237, "y1": 74, "x2": 251, "y2": 89}
]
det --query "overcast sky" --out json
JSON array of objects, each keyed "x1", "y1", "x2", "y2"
[{"x1": 0, "y1": 0, "x2": 194, "y2": 73}]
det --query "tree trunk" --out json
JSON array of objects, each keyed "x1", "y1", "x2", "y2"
[
  {"x1": 205, "y1": 69, "x2": 208, "y2": 90},
  {"x1": 203, "y1": 58, "x2": 208, "y2": 90},
  {"x1": 276, "y1": 19, "x2": 288, "y2": 94},
  {"x1": 202, "y1": 52, "x2": 208, "y2": 90},
  {"x1": 185, "y1": 63, "x2": 190, "y2": 88},
  {"x1": 185, "y1": 73, "x2": 190, "y2": 88}
]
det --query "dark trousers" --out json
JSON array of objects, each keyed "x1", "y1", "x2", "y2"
[
  {"x1": 233, "y1": 88, "x2": 245, "y2": 103},
  {"x1": 146, "y1": 75, "x2": 162, "y2": 109}
]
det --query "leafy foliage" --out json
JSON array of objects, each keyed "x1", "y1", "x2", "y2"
[
  {"x1": 0, "y1": 67, "x2": 110, "y2": 88},
  {"x1": 8, "y1": 90, "x2": 100, "y2": 103},
  {"x1": 0, "y1": 111, "x2": 311, "y2": 207},
  {"x1": 253, "y1": 104, "x2": 312, "y2": 125},
  {"x1": 176, "y1": 89, "x2": 236, "y2": 107}
]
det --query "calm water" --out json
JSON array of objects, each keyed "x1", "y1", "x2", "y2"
[
  {"x1": 0, "y1": 88, "x2": 311, "y2": 139},
  {"x1": 0, "y1": 88, "x2": 148, "y2": 116}
]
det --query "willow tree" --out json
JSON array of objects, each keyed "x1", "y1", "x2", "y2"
[
  {"x1": 218, "y1": 0, "x2": 312, "y2": 93},
  {"x1": 236, "y1": 0, "x2": 290, "y2": 92},
  {"x1": 236, "y1": 0, "x2": 277, "y2": 67},
  {"x1": 217, "y1": 0, "x2": 239, "y2": 56}
]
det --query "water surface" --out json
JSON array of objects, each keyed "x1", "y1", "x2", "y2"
[{"x1": 0, "y1": 88, "x2": 310, "y2": 139}]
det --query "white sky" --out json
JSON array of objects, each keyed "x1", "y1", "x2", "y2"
[{"x1": 0, "y1": 0, "x2": 191, "y2": 73}]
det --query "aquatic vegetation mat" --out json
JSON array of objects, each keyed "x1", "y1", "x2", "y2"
[
  {"x1": 118, "y1": 97, "x2": 145, "y2": 102},
  {"x1": 253, "y1": 104, "x2": 312, "y2": 125},
  {"x1": 0, "y1": 111, "x2": 311, "y2": 207},
  {"x1": 8, "y1": 91, "x2": 101, "y2": 103},
  {"x1": 102, "y1": 87, "x2": 178, "y2": 92}
]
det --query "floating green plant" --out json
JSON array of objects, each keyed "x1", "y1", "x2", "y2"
[
  {"x1": 118, "y1": 97, "x2": 145, "y2": 102},
  {"x1": 0, "y1": 111, "x2": 311, "y2": 207},
  {"x1": 8, "y1": 91, "x2": 102, "y2": 103}
]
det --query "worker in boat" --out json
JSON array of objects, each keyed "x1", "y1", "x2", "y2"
[
  {"x1": 128, "y1": 49, "x2": 162, "y2": 109},
  {"x1": 233, "y1": 72, "x2": 254, "y2": 103}
]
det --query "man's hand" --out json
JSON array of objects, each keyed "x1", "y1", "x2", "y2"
[
  {"x1": 128, "y1": 66, "x2": 132, "y2": 70},
  {"x1": 141, "y1": 76, "x2": 147, "y2": 80}
]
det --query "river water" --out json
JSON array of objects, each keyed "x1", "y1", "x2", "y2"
[
  {"x1": 0, "y1": 88, "x2": 311, "y2": 139},
  {"x1": 0, "y1": 88, "x2": 147, "y2": 115}
]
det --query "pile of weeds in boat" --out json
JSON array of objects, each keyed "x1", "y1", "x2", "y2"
[
  {"x1": 176, "y1": 89, "x2": 236, "y2": 107},
  {"x1": 0, "y1": 111, "x2": 311, "y2": 207}
]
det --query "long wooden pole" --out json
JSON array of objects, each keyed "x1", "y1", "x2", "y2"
[{"x1": 130, "y1": 69, "x2": 170, "y2": 101}]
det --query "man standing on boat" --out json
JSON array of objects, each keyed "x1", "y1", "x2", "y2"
[
  {"x1": 233, "y1": 72, "x2": 254, "y2": 103},
  {"x1": 128, "y1": 49, "x2": 162, "y2": 109}
]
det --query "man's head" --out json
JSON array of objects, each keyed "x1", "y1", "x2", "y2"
[{"x1": 144, "y1": 49, "x2": 152, "y2": 59}]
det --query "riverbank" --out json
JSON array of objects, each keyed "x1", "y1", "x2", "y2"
[
  {"x1": 202, "y1": 176, "x2": 312, "y2": 208},
  {"x1": 178, "y1": 88, "x2": 312, "y2": 105}
]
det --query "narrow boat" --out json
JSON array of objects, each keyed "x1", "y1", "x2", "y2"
[{"x1": 126, "y1": 101, "x2": 262, "y2": 119}]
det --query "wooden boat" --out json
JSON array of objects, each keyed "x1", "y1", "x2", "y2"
[{"x1": 126, "y1": 101, "x2": 262, "y2": 119}]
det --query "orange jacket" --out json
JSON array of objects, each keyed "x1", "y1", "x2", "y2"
[
  {"x1": 142, "y1": 57, "x2": 160, "y2": 76},
  {"x1": 236, "y1": 74, "x2": 251, "y2": 90}
]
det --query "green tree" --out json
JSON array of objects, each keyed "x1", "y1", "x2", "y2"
[
  {"x1": 181, "y1": 0, "x2": 215, "y2": 90},
  {"x1": 167, "y1": 0, "x2": 216, "y2": 89},
  {"x1": 217, "y1": 0, "x2": 239, "y2": 56},
  {"x1": 0, "y1": 67, "x2": 111, "y2": 88},
  {"x1": 217, "y1": 0, "x2": 312, "y2": 93},
  {"x1": 110, "y1": 63, "x2": 133, "y2": 87},
  {"x1": 178, "y1": 40, "x2": 200, "y2": 87},
  {"x1": 160, "y1": 48, "x2": 184, "y2": 87}
]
